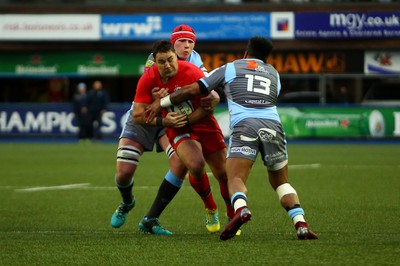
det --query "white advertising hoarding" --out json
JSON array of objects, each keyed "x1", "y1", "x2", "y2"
[
  {"x1": 270, "y1": 12, "x2": 294, "y2": 39},
  {"x1": 0, "y1": 14, "x2": 100, "y2": 40},
  {"x1": 365, "y1": 51, "x2": 400, "y2": 74}
]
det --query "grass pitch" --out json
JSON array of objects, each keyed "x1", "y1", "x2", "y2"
[{"x1": 0, "y1": 141, "x2": 399, "y2": 265}]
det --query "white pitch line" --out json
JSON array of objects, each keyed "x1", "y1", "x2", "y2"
[
  {"x1": 10, "y1": 184, "x2": 192, "y2": 192},
  {"x1": 2, "y1": 230, "x2": 129, "y2": 235},
  {"x1": 15, "y1": 183, "x2": 91, "y2": 192},
  {"x1": 7, "y1": 167, "x2": 319, "y2": 193},
  {"x1": 78, "y1": 186, "x2": 189, "y2": 190},
  {"x1": 289, "y1": 164, "x2": 321, "y2": 169}
]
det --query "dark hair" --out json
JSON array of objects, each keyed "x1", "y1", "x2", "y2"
[
  {"x1": 152, "y1": 40, "x2": 174, "y2": 59},
  {"x1": 246, "y1": 37, "x2": 273, "y2": 62}
]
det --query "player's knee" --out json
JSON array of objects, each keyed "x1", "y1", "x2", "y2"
[
  {"x1": 276, "y1": 183, "x2": 297, "y2": 201},
  {"x1": 213, "y1": 169, "x2": 227, "y2": 183},
  {"x1": 116, "y1": 166, "x2": 135, "y2": 182},
  {"x1": 169, "y1": 153, "x2": 182, "y2": 167},
  {"x1": 267, "y1": 159, "x2": 288, "y2": 171},
  {"x1": 169, "y1": 155, "x2": 187, "y2": 178},
  {"x1": 186, "y1": 159, "x2": 205, "y2": 177}
]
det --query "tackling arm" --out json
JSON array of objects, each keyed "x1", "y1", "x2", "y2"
[
  {"x1": 186, "y1": 90, "x2": 220, "y2": 124},
  {"x1": 133, "y1": 102, "x2": 187, "y2": 128},
  {"x1": 165, "y1": 81, "x2": 202, "y2": 106},
  {"x1": 145, "y1": 81, "x2": 203, "y2": 123}
]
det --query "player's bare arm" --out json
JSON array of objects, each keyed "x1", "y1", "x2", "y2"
[
  {"x1": 185, "y1": 91, "x2": 219, "y2": 124},
  {"x1": 142, "y1": 94, "x2": 215, "y2": 126},
  {"x1": 151, "y1": 87, "x2": 169, "y2": 100},
  {"x1": 133, "y1": 102, "x2": 187, "y2": 128},
  {"x1": 145, "y1": 82, "x2": 202, "y2": 123},
  {"x1": 200, "y1": 90, "x2": 220, "y2": 111},
  {"x1": 185, "y1": 107, "x2": 212, "y2": 126}
]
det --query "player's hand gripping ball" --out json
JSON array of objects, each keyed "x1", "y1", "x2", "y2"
[{"x1": 167, "y1": 100, "x2": 194, "y2": 115}]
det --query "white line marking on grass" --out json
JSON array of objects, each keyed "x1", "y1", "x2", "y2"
[
  {"x1": 15, "y1": 183, "x2": 91, "y2": 192},
  {"x1": 0, "y1": 186, "x2": 19, "y2": 189},
  {"x1": 78, "y1": 186, "x2": 177, "y2": 190},
  {"x1": 2, "y1": 230, "x2": 130, "y2": 235},
  {"x1": 10, "y1": 184, "x2": 192, "y2": 192},
  {"x1": 289, "y1": 164, "x2": 321, "y2": 169}
]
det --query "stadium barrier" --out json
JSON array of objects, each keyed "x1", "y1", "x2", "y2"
[{"x1": 0, "y1": 103, "x2": 399, "y2": 140}]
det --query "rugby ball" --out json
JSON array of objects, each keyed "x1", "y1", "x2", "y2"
[{"x1": 167, "y1": 100, "x2": 194, "y2": 115}]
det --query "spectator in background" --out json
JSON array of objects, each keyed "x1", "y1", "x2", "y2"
[
  {"x1": 336, "y1": 85, "x2": 351, "y2": 104},
  {"x1": 73, "y1": 82, "x2": 91, "y2": 141},
  {"x1": 87, "y1": 80, "x2": 109, "y2": 141},
  {"x1": 48, "y1": 78, "x2": 68, "y2": 102}
]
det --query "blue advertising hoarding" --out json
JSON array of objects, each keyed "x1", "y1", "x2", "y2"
[
  {"x1": 0, "y1": 103, "x2": 130, "y2": 139},
  {"x1": 295, "y1": 12, "x2": 400, "y2": 39},
  {"x1": 101, "y1": 13, "x2": 270, "y2": 41},
  {"x1": 1, "y1": 103, "x2": 399, "y2": 140},
  {"x1": 1, "y1": 12, "x2": 399, "y2": 41}
]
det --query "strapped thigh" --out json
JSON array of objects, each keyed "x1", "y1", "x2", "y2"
[
  {"x1": 117, "y1": 145, "x2": 142, "y2": 165},
  {"x1": 165, "y1": 144, "x2": 175, "y2": 158}
]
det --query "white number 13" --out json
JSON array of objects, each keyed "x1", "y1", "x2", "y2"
[{"x1": 245, "y1": 74, "x2": 271, "y2": 95}]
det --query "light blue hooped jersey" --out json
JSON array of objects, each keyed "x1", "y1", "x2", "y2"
[{"x1": 199, "y1": 58, "x2": 281, "y2": 128}]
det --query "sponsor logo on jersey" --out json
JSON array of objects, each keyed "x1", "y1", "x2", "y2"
[
  {"x1": 246, "y1": 60, "x2": 258, "y2": 69},
  {"x1": 264, "y1": 151, "x2": 285, "y2": 162},
  {"x1": 173, "y1": 133, "x2": 190, "y2": 144},
  {"x1": 230, "y1": 146, "x2": 256, "y2": 156},
  {"x1": 258, "y1": 128, "x2": 280, "y2": 144}
]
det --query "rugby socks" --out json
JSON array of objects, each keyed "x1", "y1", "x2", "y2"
[
  {"x1": 115, "y1": 176, "x2": 134, "y2": 205},
  {"x1": 189, "y1": 173, "x2": 217, "y2": 210},
  {"x1": 286, "y1": 204, "x2": 306, "y2": 225},
  {"x1": 146, "y1": 170, "x2": 183, "y2": 219},
  {"x1": 231, "y1": 192, "x2": 248, "y2": 212},
  {"x1": 276, "y1": 184, "x2": 306, "y2": 225},
  {"x1": 219, "y1": 182, "x2": 235, "y2": 219}
]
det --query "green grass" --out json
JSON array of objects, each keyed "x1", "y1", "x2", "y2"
[{"x1": 0, "y1": 142, "x2": 399, "y2": 265}]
